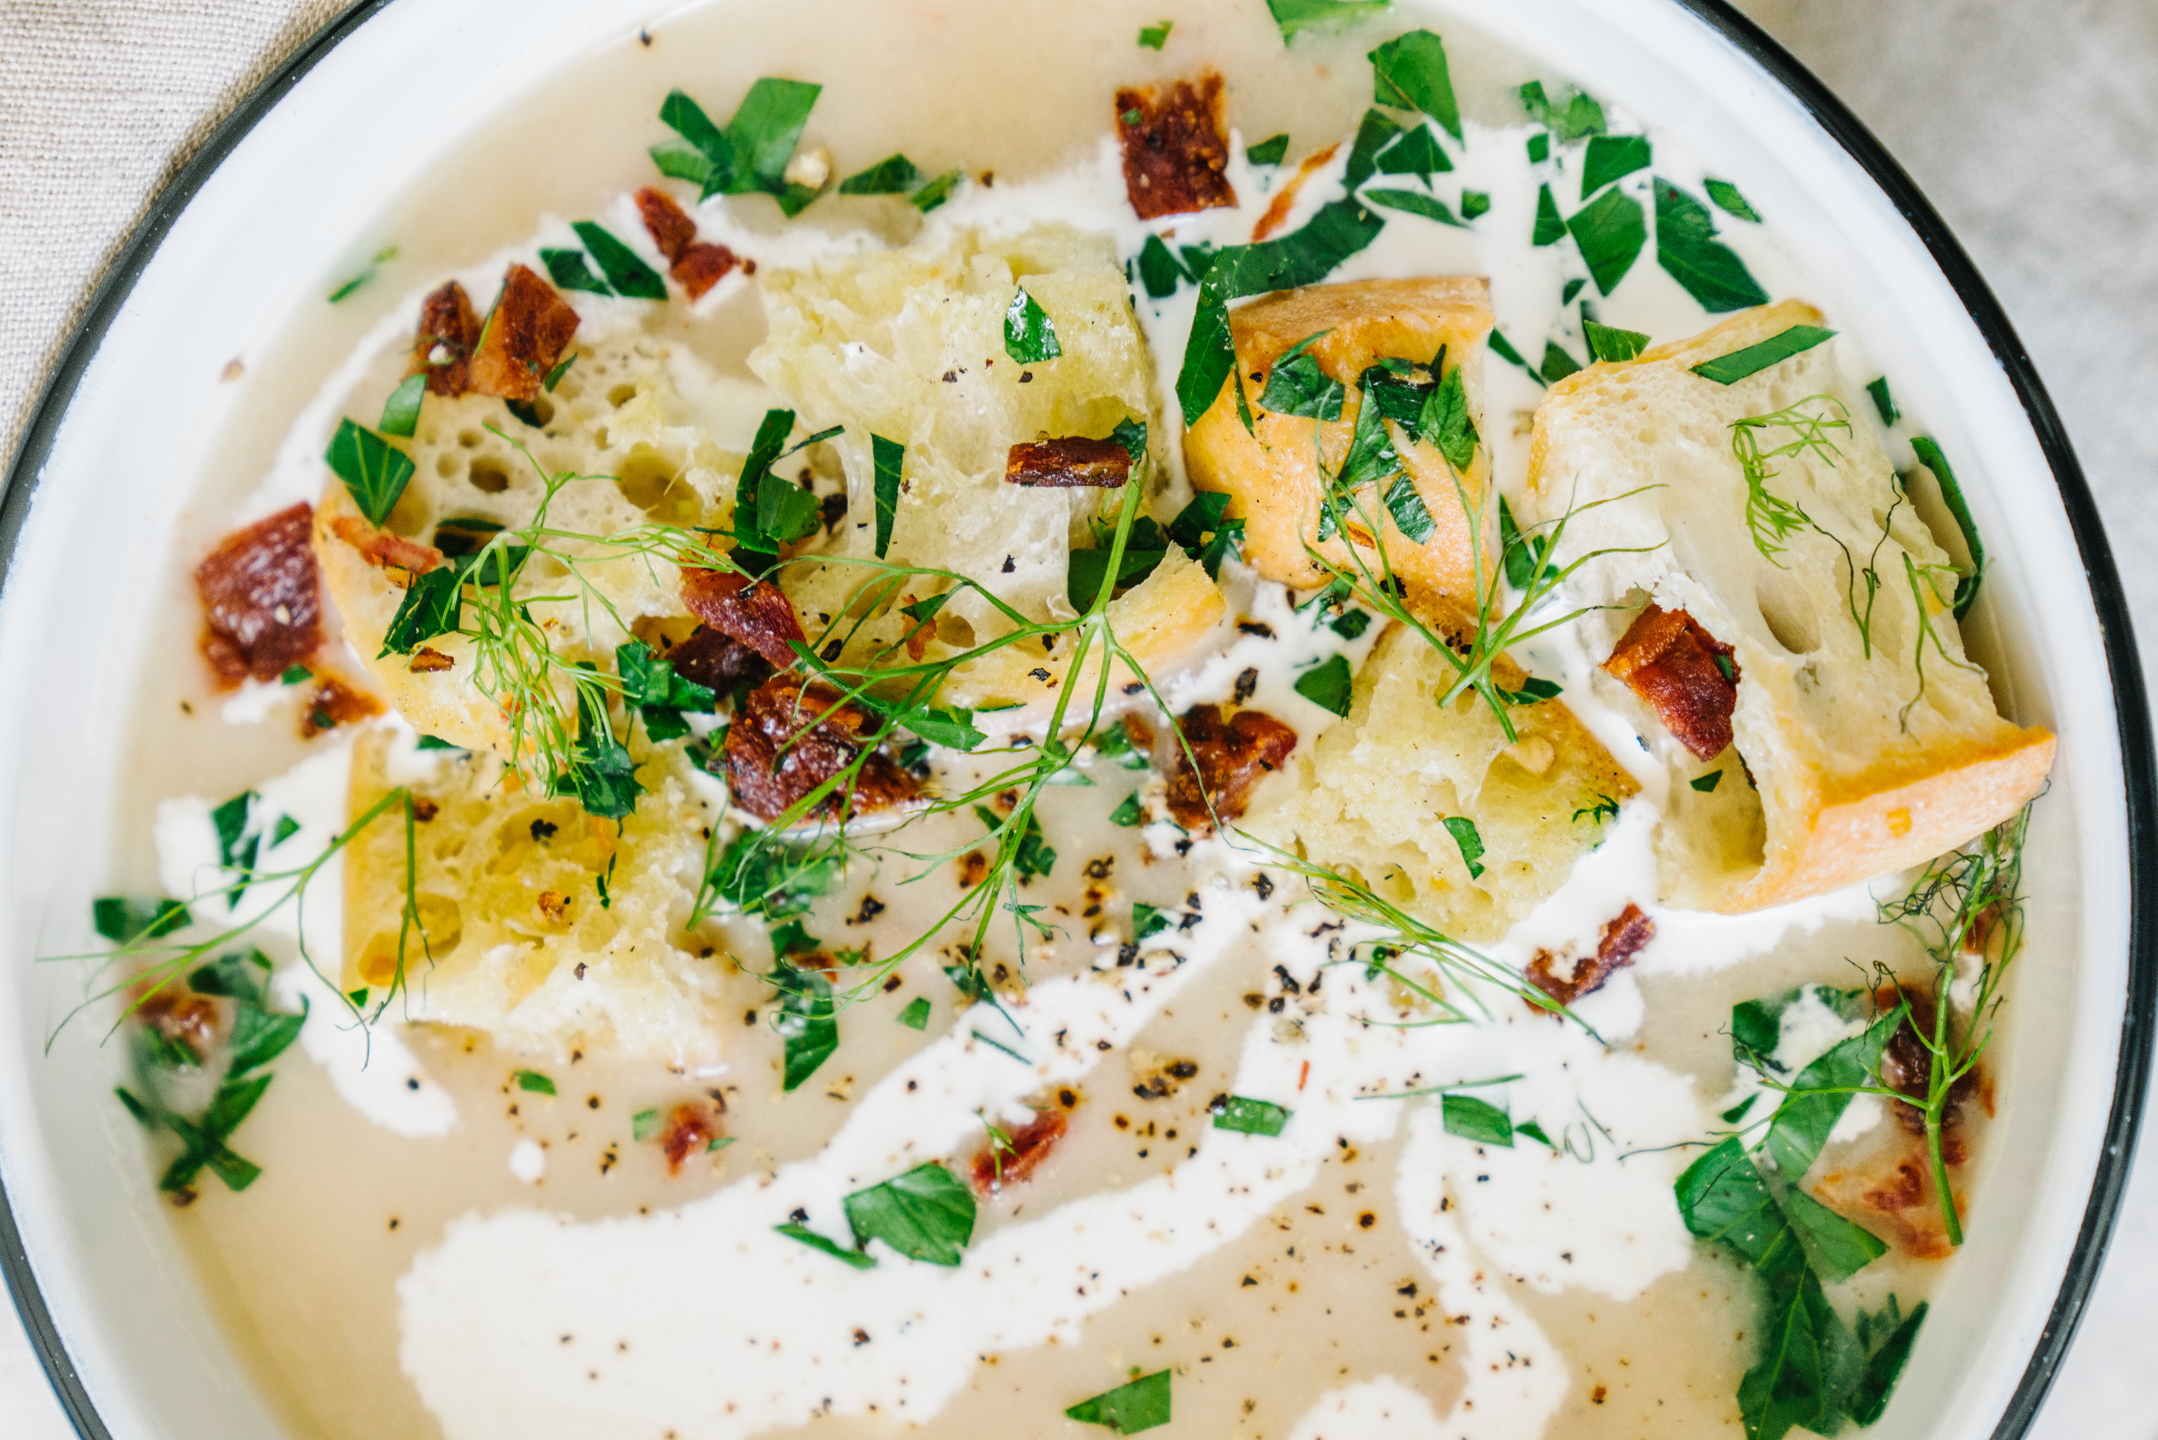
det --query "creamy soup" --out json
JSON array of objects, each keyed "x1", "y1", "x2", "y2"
[{"x1": 86, "y1": 2, "x2": 2053, "y2": 1440}]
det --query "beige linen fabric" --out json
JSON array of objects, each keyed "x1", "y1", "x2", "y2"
[{"x1": 1, "y1": 2, "x2": 2155, "y2": 1439}]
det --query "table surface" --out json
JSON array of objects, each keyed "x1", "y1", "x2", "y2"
[{"x1": 4, "y1": 1, "x2": 2155, "y2": 1437}]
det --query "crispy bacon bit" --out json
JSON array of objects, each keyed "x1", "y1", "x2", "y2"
[
  {"x1": 722, "y1": 675, "x2": 919, "y2": 822},
  {"x1": 1116, "y1": 71, "x2": 1238, "y2": 220},
  {"x1": 657, "y1": 1103, "x2": 719, "y2": 1176},
  {"x1": 1525, "y1": 903, "x2": 1656, "y2": 1009},
  {"x1": 1816, "y1": 1155, "x2": 1961, "y2": 1261},
  {"x1": 137, "y1": 986, "x2": 221, "y2": 1064},
  {"x1": 469, "y1": 264, "x2": 580, "y2": 401},
  {"x1": 1004, "y1": 437, "x2": 1134, "y2": 488},
  {"x1": 408, "y1": 647, "x2": 455, "y2": 674},
  {"x1": 1602, "y1": 604, "x2": 1740, "y2": 761},
  {"x1": 298, "y1": 673, "x2": 381, "y2": 740},
  {"x1": 1165, "y1": 705, "x2": 1298, "y2": 830},
  {"x1": 681, "y1": 569, "x2": 807, "y2": 668},
  {"x1": 969, "y1": 1107, "x2": 1070, "y2": 1197},
  {"x1": 666, "y1": 624, "x2": 771, "y2": 697},
  {"x1": 536, "y1": 891, "x2": 571, "y2": 923},
  {"x1": 327, "y1": 510, "x2": 445, "y2": 580},
  {"x1": 196, "y1": 503, "x2": 322, "y2": 687},
  {"x1": 411, "y1": 280, "x2": 482, "y2": 396},
  {"x1": 1251, "y1": 142, "x2": 1341, "y2": 242},
  {"x1": 635, "y1": 187, "x2": 699, "y2": 262},
  {"x1": 635, "y1": 186, "x2": 741, "y2": 299},
  {"x1": 1874, "y1": 983, "x2": 1977, "y2": 1162}
]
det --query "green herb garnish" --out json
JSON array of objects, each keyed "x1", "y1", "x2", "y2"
[
  {"x1": 1579, "y1": 134, "x2": 1650, "y2": 196},
  {"x1": 1691, "y1": 770, "x2": 1724, "y2": 793},
  {"x1": 1867, "y1": 376, "x2": 1900, "y2": 427},
  {"x1": 1003, "y1": 286, "x2": 1063, "y2": 363},
  {"x1": 1368, "y1": 29, "x2": 1462, "y2": 139},
  {"x1": 1441, "y1": 1091, "x2": 1512, "y2": 1145},
  {"x1": 1705, "y1": 178, "x2": 1761, "y2": 222},
  {"x1": 772, "y1": 964, "x2": 839, "y2": 1091},
  {"x1": 909, "y1": 170, "x2": 964, "y2": 212},
  {"x1": 513, "y1": 1070, "x2": 555, "y2": 1095},
  {"x1": 1655, "y1": 179, "x2": 1769, "y2": 312},
  {"x1": 1212, "y1": 1095, "x2": 1292, "y2": 1136},
  {"x1": 1138, "y1": 19, "x2": 1173, "y2": 48},
  {"x1": 540, "y1": 246, "x2": 612, "y2": 296},
  {"x1": 1584, "y1": 321, "x2": 1649, "y2": 362},
  {"x1": 775, "y1": 1220, "x2": 878, "y2": 1269},
  {"x1": 1258, "y1": 331, "x2": 1343, "y2": 418},
  {"x1": 571, "y1": 221, "x2": 668, "y2": 300},
  {"x1": 1442, "y1": 815, "x2": 1486, "y2": 878},
  {"x1": 327, "y1": 245, "x2": 396, "y2": 303},
  {"x1": 1365, "y1": 188, "x2": 1464, "y2": 227},
  {"x1": 843, "y1": 1161, "x2": 976, "y2": 1265},
  {"x1": 839, "y1": 153, "x2": 921, "y2": 194},
  {"x1": 1066, "y1": 1370, "x2": 1172, "y2": 1434},
  {"x1": 1460, "y1": 189, "x2": 1490, "y2": 220},
  {"x1": 1294, "y1": 654, "x2": 1354, "y2": 716},
  {"x1": 898, "y1": 996, "x2": 931, "y2": 1030},
  {"x1": 1531, "y1": 184, "x2": 1566, "y2": 246},
  {"x1": 1248, "y1": 133, "x2": 1291, "y2": 166},
  {"x1": 1110, "y1": 794, "x2": 1146, "y2": 827},
  {"x1": 379, "y1": 373, "x2": 426, "y2": 438},
  {"x1": 326, "y1": 418, "x2": 415, "y2": 526},
  {"x1": 653, "y1": 79, "x2": 825, "y2": 216},
  {"x1": 1909, "y1": 436, "x2": 1983, "y2": 619},
  {"x1": 1691, "y1": 325, "x2": 1836, "y2": 386},
  {"x1": 1567, "y1": 186, "x2": 1647, "y2": 295},
  {"x1": 1265, "y1": 0, "x2": 1388, "y2": 43}
]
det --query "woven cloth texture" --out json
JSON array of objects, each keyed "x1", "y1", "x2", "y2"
[{"x1": 2, "y1": 2, "x2": 2155, "y2": 1439}]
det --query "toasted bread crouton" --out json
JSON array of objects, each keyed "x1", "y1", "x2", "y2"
[
  {"x1": 1255, "y1": 624, "x2": 1639, "y2": 942},
  {"x1": 314, "y1": 331, "x2": 754, "y2": 758},
  {"x1": 342, "y1": 728, "x2": 733, "y2": 1061},
  {"x1": 1115, "y1": 72, "x2": 1237, "y2": 220},
  {"x1": 750, "y1": 224, "x2": 1221, "y2": 714},
  {"x1": 1183, "y1": 278, "x2": 1495, "y2": 621},
  {"x1": 469, "y1": 264, "x2": 580, "y2": 400},
  {"x1": 1523, "y1": 300, "x2": 2053, "y2": 913},
  {"x1": 411, "y1": 281, "x2": 481, "y2": 396}
]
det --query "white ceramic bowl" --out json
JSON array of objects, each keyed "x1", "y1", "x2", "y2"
[{"x1": 1, "y1": 2, "x2": 2149, "y2": 1437}]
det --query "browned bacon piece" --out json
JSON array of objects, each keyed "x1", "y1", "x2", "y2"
[
  {"x1": 969, "y1": 1107, "x2": 1070, "y2": 1197},
  {"x1": 408, "y1": 647, "x2": 455, "y2": 674},
  {"x1": 635, "y1": 186, "x2": 742, "y2": 300},
  {"x1": 1115, "y1": 71, "x2": 1238, "y2": 220},
  {"x1": 1526, "y1": 903, "x2": 1655, "y2": 1009},
  {"x1": 410, "y1": 280, "x2": 482, "y2": 396},
  {"x1": 469, "y1": 264, "x2": 581, "y2": 401},
  {"x1": 1165, "y1": 704, "x2": 1297, "y2": 830},
  {"x1": 299, "y1": 673, "x2": 381, "y2": 740},
  {"x1": 656, "y1": 1103, "x2": 719, "y2": 1176},
  {"x1": 1004, "y1": 437, "x2": 1134, "y2": 488},
  {"x1": 1874, "y1": 982, "x2": 1980, "y2": 1160},
  {"x1": 722, "y1": 674, "x2": 918, "y2": 822},
  {"x1": 667, "y1": 624, "x2": 771, "y2": 696},
  {"x1": 1602, "y1": 603, "x2": 1740, "y2": 760},
  {"x1": 681, "y1": 569, "x2": 807, "y2": 668},
  {"x1": 196, "y1": 503, "x2": 323, "y2": 687},
  {"x1": 327, "y1": 510, "x2": 445, "y2": 579}
]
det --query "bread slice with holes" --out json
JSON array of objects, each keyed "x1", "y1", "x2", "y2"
[
  {"x1": 1254, "y1": 623, "x2": 1639, "y2": 942},
  {"x1": 314, "y1": 328, "x2": 766, "y2": 757},
  {"x1": 342, "y1": 727, "x2": 735, "y2": 1061},
  {"x1": 1521, "y1": 299, "x2": 2053, "y2": 913},
  {"x1": 749, "y1": 223, "x2": 1225, "y2": 710},
  {"x1": 1183, "y1": 277, "x2": 1496, "y2": 621}
]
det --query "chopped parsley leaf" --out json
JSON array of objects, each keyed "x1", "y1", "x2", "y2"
[
  {"x1": 772, "y1": 964, "x2": 840, "y2": 1091},
  {"x1": 540, "y1": 245, "x2": 612, "y2": 296},
  {"x1": 379, "y1": 373, "x2": 426, "y2": 438},
  {"x1": 1911, "y1": 436, "x2": 1984, "y2": 619},
  {"x1": 1691, "y1": 770, "x2": 1724, "y2": 793},
  {"x1": 843, "y1": 1161, "x2": 976, "y2": 1265},
  {"x1": 1137, "y1": 234, "x2": 1188, "y2": 298},
  {"x1": 1442, "y1": 815, "x2": 1486, "y2": 878},
  {"x1": 1422, "y1": 363, "x2": 1477, "y2": 470},
  {"x1": 1572, "y1": 793, "x2": 1620, "y2": 825},
  {"x1": 1376, "y1": 124, "x2": 1451, "y2": 179},
  {"x1": 1441, "y1": 1091, "x2": 1512, "y2": 1145},
  {"x1": 908, "y1": 169, "x2": 964, "y2": 212},
  {"x1": 632, "y1": 1107, "x2": 663, "y2": 1142},
  {"x1": 1584, "y1": 320, "x2": 1650, "y2": 363},
  {"x1": 898, "y1": 996, "x2": 931, "y2": 1031},
  {"x1": 1265, "y1": 0, "x2": 1387, "y2": 43},
  {"x1": 1487, "y1": 328, "x2": 1544, "y2": 386},
  {"x1": 1654, "y1": 179, "x2": 1769, "y2": 312},
  {"x1": 379, "y1": 567, "x2": 462, "y2": 657},
  {"x1": 1368, "y1": 29, "x2": 1462, "y2": 139},
  {"x1": 326, "y1": 418, "x2": 415, "y2": 526},
  {"x1": 1689, "y1": 324, "x2": 1836, "y2": 385},
  {"x1": 1247, "y1": 133, "x2": 1291, "y2": 167},
  {"x1": 1167, "y1": 491, "x2": 1245, "y2": 579},
  {"x1": 654, "y1": 79, "x2": 824, "y2": 215},
  {"x1": 1295, "y1": 654, "x2": 1354, "y2": 716},
  {"x1": 513, "y1": 1069, "x2": 556, "y2": 1095},
  {"x1": 572, "y1": 221, "x2": 668, "y2": 300},
  {"x1": 280, "y1": 664, "x2": 311, "y2": 686},
  {"x1": 1531, "y1": 183, "x2": 1566, "y2": 246},
  {"x1": 1066, "y1": 1369, "x2": 1172, "y2": 1434},
  {"x1": 1382, "y1": 472, "x2": 1437, "y2": 542},
  {"x1": 1138, "y1": 19, "x2": 1173, "y2": 48},
  {"x1": 1526, "y1": 131, "x2": 1550, "y2": 164},
  {"x1": 1365, "y1": 187, "x2": 1464, "y2": 227},
  {"x1": 1567, "y1": 186, "x2": 1647, "y2": 295},
  {"x1": 1867, "y1": 375, "x2": 1901, "y2": 427},
  {"x1": 1459, "y1": 189, "x2": 1490, "y2": 220},
  {"x1": 870, "y1": 434, "x2": 903, "y2": 558},
  {"x1": 1131, "y1": 902, "x2": 1173, "y2": 941},
  {"x1": 1110, "y1": 794, "x2": 1147, "y2": 828},
  {"x1": 326, "y1": 245, "x2": 396, "y2": 303},
  {"x1": 1212, "y1": 1094, "x2": 1292, "y2": 1136},
  {"x1": 1003, "y1": 286, "x2": 1063, "y2": 363},
  {"x1": 1540, "y1": 341, "x2": 1582, "y2": 385},
  {"x1": 838, "y1": 153, "x2": 921, "y2": 194},
  {"x1": 1257, "y1": 331, "x2": 1343, "y2": 418},
  {"x1": 1704, "y1": 178, "x2": 1762, "y2": 222},
  {"x1": 775, "y1": 1221, "x2": 877, "y2": 1269},
  {"x1": 548, "y1": 670, "x2": 644, "y2": 819},
  {"x1": 1578, "y1": 133, "x2": 1650, "y2": 197},
  {"x1": 1329, "y1": 608, "x2": 1371, "y2": 639}
]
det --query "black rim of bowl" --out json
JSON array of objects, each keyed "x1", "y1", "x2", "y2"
[{"x1": 0, "y1": 2, "x2": 2150, "y2": 1437}]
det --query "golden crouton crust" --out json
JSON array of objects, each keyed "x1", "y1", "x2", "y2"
[{"x1": 1184, "y1": 278, "x2": 1494, "y2": 621}]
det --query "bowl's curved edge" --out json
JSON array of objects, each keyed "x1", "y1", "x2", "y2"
[
  {"x1": 1674, "y1": 4, "x2": 2158, "y2": 1436},
  {"x1": 0, "y1": 2, "x2": 2149, "y2": 1439},
  {"x1": 0, "y1": 10, "x2": 397, "y2": 1435}
]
